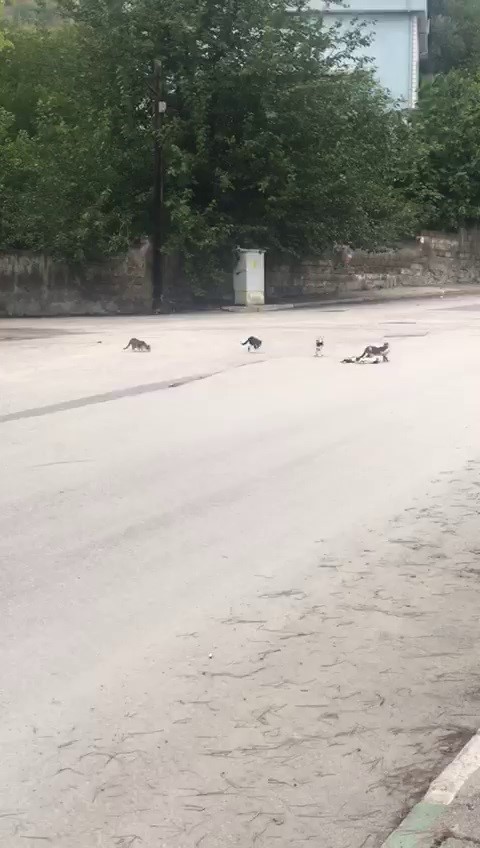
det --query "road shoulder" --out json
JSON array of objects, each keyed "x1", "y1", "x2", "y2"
[{"x1": 382, "y1": 734, "x2": 480, "y2": 847}]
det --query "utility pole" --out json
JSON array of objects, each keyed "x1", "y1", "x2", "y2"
[{"x1": 151, "y1": 59, "x2": 166, "y2": 311}]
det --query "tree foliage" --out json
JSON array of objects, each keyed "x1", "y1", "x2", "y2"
[
  {"x1": 0, "y1": 0, "x2": 419, "y2": 285},
  {"x1": 413, "y1": 71, "x2": 480, "y2": 230},
  {"x1": 0, "y1": 22, "x2": 150, "y2": 260},
  {"x1": 0, "y1": 1, "x2": 13, "y2": 50},
  {"x1": 416, "y1": 1, "x2": 480, "y2": 232},
  {"x1": 426, "y1": 0, "x2": 480, "y2": 75},
  {"x1": 4, "y1": 0, "x2": 58, "y2": 25}
]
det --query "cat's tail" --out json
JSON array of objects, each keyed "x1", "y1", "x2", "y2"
[{"x1": 241, "y1": 339, "x2": 249, "y2": 346}]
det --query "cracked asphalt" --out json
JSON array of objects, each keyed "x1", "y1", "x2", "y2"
[{"x1": 2, "y1": 298, "x2": 480, "y2": 847}]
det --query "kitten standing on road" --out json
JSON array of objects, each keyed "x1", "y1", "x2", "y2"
[{"x1": 241, "y1": 336, "x2": 262, "y2": 351}]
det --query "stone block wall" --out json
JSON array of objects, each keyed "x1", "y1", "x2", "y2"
[
  {"x1": 0, "y1": 243, "x2": 151, "y2": 316},
  {"x1": 266, "y1": 233, "x2": 480, "y2": 302},
  {"x1": 1, "y1": 229, "x2": 480, "y2": 316}
]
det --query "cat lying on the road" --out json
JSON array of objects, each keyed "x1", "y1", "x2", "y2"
[
  {"x1": 342, "y1": 356, "x2": 383, "y2": 365},
  {"x1": 342, "y1": 343, "x2": 390, "y2": 365}
]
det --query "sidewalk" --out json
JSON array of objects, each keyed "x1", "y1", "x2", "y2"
[
  {"x1": 382, "y1": 734, "x2": 480, "y2": 848},
  {"x1": 222, "y1": 283, "x2": 480, "y2": 312},
  {"x1": 436, "y1": 767, "x2": 480, "y2": 847}
]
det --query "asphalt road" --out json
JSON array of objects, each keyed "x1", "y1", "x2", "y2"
[{"x1": 2, "y1": 298, "x2": 480, "y2": 848}]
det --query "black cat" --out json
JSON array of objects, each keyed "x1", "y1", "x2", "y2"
[{"x1": 241, "y1": 336, "x2": 262, "y2": 351}]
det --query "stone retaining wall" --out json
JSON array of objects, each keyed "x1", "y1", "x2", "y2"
[
  {"x1": 0, "y1": 230, "x2": 479, "y2": 316},
  {"x1": 0, "y1": 244, "x2": 151, "y2": 316},
  {"x1": 266, "y1": 232, "x2": 480, "y2": 302}
]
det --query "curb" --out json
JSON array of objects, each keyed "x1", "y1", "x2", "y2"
[
  {"x1": 381, "y1": 731, "x2": 480, "y2": 848},
  {"x1": 220, "y1": 286, "x2": 480, "y2": 313}
]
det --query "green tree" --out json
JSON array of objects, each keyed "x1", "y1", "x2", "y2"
[
  {"x1": 0, "y1": 1, "x2": 13, "y2": 49},
  {"x1": 425, "y1": 0, "x2": 480, "y2": 75},
  {"x1": 413, "y1": 70, "x2": 480, "y2": 230},
  {"x1": 0, "y1": 0, "x2": 418, "y2": 287},
  {"x1": 0, "y1": 23, "x2": 150, "y2": 260},
  {"x1": 57, "y1": 0, "x2": 416, "y2": 282},
  {"x1": 3, "y1": 0, "x2": 58, "y2": 26}
]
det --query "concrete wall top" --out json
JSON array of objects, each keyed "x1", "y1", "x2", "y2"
[{"x1": 312, "y1": 0, "x2": 427, "y2": 17}]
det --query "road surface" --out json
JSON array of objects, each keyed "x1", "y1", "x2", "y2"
[{"x1": 2, "y1": 298, "x2": 480, "y2": 848}]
